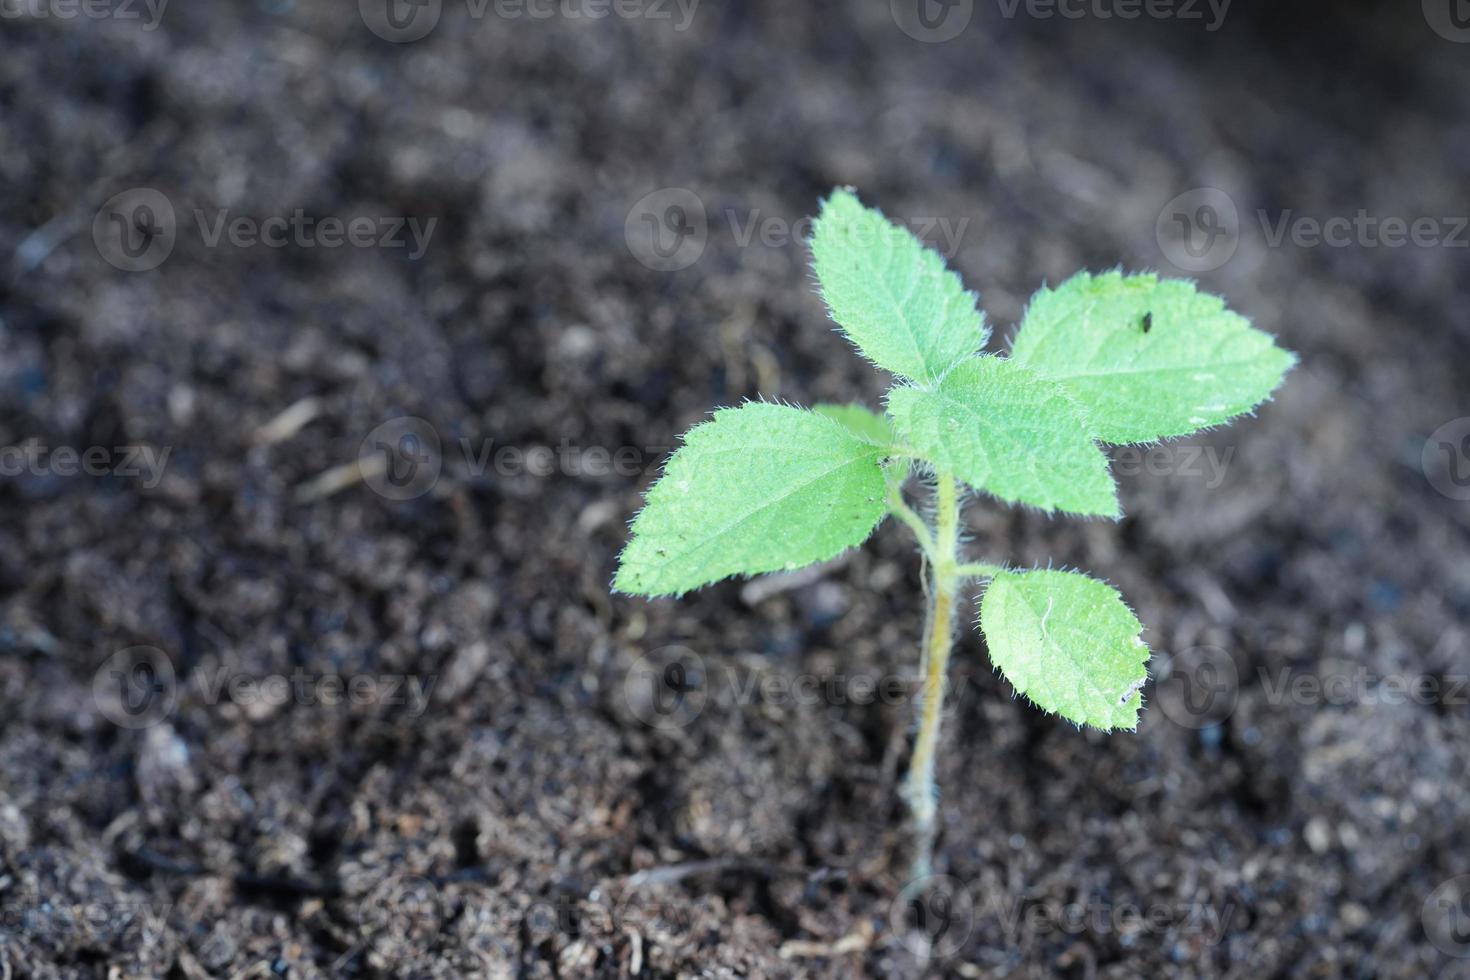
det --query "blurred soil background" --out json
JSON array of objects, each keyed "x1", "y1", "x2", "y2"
[{"x1": 1, "y1": 0, "x2": 1469, "y2": 976}]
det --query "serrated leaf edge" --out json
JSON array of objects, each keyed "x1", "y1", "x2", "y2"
[{"x1": 977, "y1": 564, "x2": 1151, "y2": 732}]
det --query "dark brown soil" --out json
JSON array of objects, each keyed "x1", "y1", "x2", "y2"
[{"x1": 3, "y1": 1, "x2": 1469, "y2": 976}]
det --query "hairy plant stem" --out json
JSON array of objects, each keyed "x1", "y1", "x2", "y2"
[
  {"x1": 902, "y1": 471, "x2": 960, "y2": 881},
  {"x1": 887, "y1": 469, "x2": 1004, "y2": 879}
]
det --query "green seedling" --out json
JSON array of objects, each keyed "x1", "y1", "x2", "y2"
[{"x1": 614, "y1": 188, "x2": 1294, "y2": 877}]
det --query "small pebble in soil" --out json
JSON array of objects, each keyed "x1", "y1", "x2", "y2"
[{"x1": 1304, "y1": 817, "x2": 1332, "y2": 854}]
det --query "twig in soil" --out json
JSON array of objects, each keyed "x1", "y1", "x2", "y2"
[
  {"x1": 252, "y1": 397, "x2": 323, "y2": 446},
  {"x1": 622, "y1": 858, "x2": 741, "y2": 889},
  {"x1": 778, "y1": 920, "x2": 874, "y2": 959},
  {"x1": 294, "y1": 455, "x2": 381, "y2": 503},
  {"x1": 625, "y1": 928, "x2": 644, "y2": 975},
  {"x1": 738, "y1": 554, "x2": 850, "y2": 605},
  {"x1": 622, "y1": 858, "x2": 825, "y2": 889},
  {"x1": 11, "y1": 211, "x2": 80, "y2": 272},
  {"x1": 330, "y1": 942, "x2": 367, "y2": 976}
]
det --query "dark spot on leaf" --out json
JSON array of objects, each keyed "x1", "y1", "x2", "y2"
[{"x1": 1141, "y1": 312, "x2": 1152, "y2": 333}]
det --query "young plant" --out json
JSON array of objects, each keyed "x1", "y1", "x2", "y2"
[{"x1": 614, "y1": 188, "x2": 1295, "y2": 877}]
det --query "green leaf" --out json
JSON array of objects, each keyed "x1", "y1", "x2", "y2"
[
  {"x1": 812, "y1": 402, "x2": 898, "y2": 448},
  {"x1": 886, "y1": 356, "x2": 1118, "y2": 518},
  {"x1": 614, "y1": 403, "x2": 887, "y2": 597},
  {"x1": 1009, "y1": 270, "x2": 1295, "y2": 444},
  {"x1": 979, "y1": 569, "x2": 1149, "y2": 730},
  {"x1": 809, "y1": 188, "x2": 986, "y2": 384}
]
